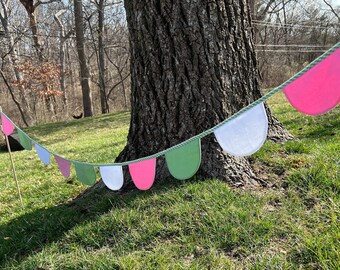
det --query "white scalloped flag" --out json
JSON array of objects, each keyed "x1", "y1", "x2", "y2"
[
  {"x1": 214, "y1": 103, "x2": 268, "y2": 156},
  {"x1": 100, "y1": 166, "x2": 124, "y2": 190}
]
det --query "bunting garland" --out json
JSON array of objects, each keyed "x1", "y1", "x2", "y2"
[{"x1": 1, "y1": 42, "x2": 339, "y2": 191}]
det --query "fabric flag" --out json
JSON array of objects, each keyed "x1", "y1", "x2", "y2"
[
  {"x1": 128, "y1": 158, "x2": 156, "y2": 190},
  {"x1": 99, "y1": 165, "x2": 124, "y2": 190},
  {"x1": 35, "y1": 144, "x2": 50, "y2": 165},
  {"x1": 214, "y1": 103, "x2": 268, "y2": 157},
  {"x1": 54, "y1": 155, "x2": 71, "y2": 178},
  {"x1": 283, "y1": 48, "x2": 340, "y2": 115},
  {"x1": 1, "y1": 113, "x2": 15, "y2": 136},
  {"x1": 165, "y1": 139, "x2": 201, "y2": 180},
  {"x1": 17, "y1": 129, "x2": 32, "y2": 150},
  {"x1": 74, "y1": 162, "x2": 97, "y2": 186}
]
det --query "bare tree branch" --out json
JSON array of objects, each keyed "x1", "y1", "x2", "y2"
[
  {"x1": 258, "y1": 0, "x2": 276, "y2": 20},
  {"x1": 107, "y1": 73, "x2": 130, "y2": 99},
  {"x1": 323, "y1": 0, "x2": 340, "y2": 23},
  {"x1": 34, "y1": 0, "x2": 61, "y2": 9},
  {"x1": 0, "y1": 69, "x2": 29, "y2": 126}
]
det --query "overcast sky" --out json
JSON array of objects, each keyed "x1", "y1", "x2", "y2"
[{"x1": 330, "y1": 0, "x2": 340, "y2": 6}]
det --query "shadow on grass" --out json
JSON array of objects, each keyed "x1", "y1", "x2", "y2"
[
  {"x1": 280, "y1": 113, "x2": 339, "y2": 140},
  {"x1": 0, "y1": 177, "x2": 186, "y2": 267}
]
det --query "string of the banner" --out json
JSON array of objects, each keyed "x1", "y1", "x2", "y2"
[{"x1": 3, "y1": 41, "x2": 340, "y2": 167}]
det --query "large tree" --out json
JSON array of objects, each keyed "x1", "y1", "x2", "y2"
[{"x1": 115, "y1": 0, "x2": 291, "y2": 187}]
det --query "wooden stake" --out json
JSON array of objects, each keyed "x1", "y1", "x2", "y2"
[{"x1": 1, "y1": 109, "x2": 24, "y2": 208}]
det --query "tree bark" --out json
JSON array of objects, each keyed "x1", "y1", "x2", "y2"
[
  {"x1": 74, "y1": 0, "x2": 93, "y2": 117},
  {"x1": 97, "y1": 0, "x2": 109, "y2": 114},
  {"x1": 28, "y1": 12, "x2": 44, "y2": 62},
  {"x1": 19, "y1": 0, "x2": 44, "y2": 61},
  {"x1": 115, "y1": 0, "x2": 291, "y2": 187},
  {"x1": 54, "y1": 9, "x2": 68, "y2": 115}
]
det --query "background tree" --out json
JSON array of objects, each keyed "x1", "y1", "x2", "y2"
[
  {"x1": 1, "y1": 0, "x2": 129, "y2": 125},
  {"x1": 97, "y1": 0, "x2": 108, "y2": 113},
  {"x1": 0, "y1": 0, "x2": 31, "y2": 125},
  {"x1": 74, "y1": 0, "x2": 93, "y2": 117},
  {"x1": 18, "y1": 0, "x2": 62, "y2": 61},
  {"x1": 115, "y1": 0, "x2": 291, "y2": 187}
]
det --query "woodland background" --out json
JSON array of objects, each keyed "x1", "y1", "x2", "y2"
[{"x1": 0, "y1": 0, "x2": 339, "y2": 126}]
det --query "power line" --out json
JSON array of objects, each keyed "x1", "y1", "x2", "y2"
[
  {"x1": 252, "y1": 20, "x2": 340, "y2": 30},
  {"x1": 2, "y1": 21, "x2": 339, "y2": 39},
  {"x1": 253, "y1": 22, "x2": 334, "y2": 30},
  {"x1": 256, "y1": 49, "x2": 326, "y2": 53},
  {"x1": 1, "y1": 30, "x2": 127, "y2": 41},
  {"x1": 255, "y1": 44, "x2": 332, "y2": 48}
]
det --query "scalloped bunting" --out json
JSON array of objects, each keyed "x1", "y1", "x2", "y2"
[
  {"x1": 0, "y1": 43, "x2": 339, "y2": 191},
  {"x1": 283, "y1": 48, "x2": 340, "y2": 115},
  {"x1": 35, "y1": 144, "x2": 50, "y2": 165},
  {"x1": 1, "y1": 113, "x2": 15, "y2": 136},
  {"x1": 74, "y1": 162, "x2": 97, "y2": 186},
  {"x1": 17, "y1": 129, "x2": 32, "y2": 150},
  {"x1": 99, "y1": 166, "x2": 124, "y2": 190},
  {"x1": 128, "y1": 158, "x2": 156, "y2": 190},
  {"x1": 165, "y1": 139, "x2": 201, "y2": 180},
  {"x1": 54, "y1": 155, "x2": 71, "y2": 178},
  {"x1": 214, "y1": 103, "x2": 268, "y2": 157}
]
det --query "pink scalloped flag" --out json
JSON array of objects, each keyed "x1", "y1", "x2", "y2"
[
  {"x1": 54, "y1": 155, "x2": 71, "y2": 178},
  {"x1": 283, "y1": 48, "x2": 340, "y2": 115},
  {"x1": 1, "y1": 113, "x2": 15, "y2": 136},
  {"x1": 214, "y1": 103, "x2": 268, "y2": 157},
  {"x1": 128, "y1": 158, "x2": 156, "y2": 190}
]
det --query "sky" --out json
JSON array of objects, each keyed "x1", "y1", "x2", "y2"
[{"x1": 329, "y1": 0, "x2": 340, "y2": 6}]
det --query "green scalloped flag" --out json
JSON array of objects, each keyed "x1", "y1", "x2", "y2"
[
  {"x1": 74, "y1": 162, "x2": 97, "y2": 186},
  {"x1": 17, "y1": 129, "x2": 32, "y2": 150},
  {"x1": 165, "y1": 138, "x2": 201, "y2": 180}
]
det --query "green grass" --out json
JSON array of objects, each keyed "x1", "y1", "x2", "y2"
[{"x1": 0, "y1": 93, "x2": 339, "y2": 269}]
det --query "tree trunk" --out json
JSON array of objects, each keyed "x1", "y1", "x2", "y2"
[
  {"x1": 98, "y1": 0, "x2": 109, "y2": 114},
  {"x1": 74, "y1": 0, "x2": 93, "y2": 117},
  {"x1": 54, "y1": 10, "x2": 68, "y2": 116},
  {"x1": 19, "y1": 0, "x2": 43, "y2": 61},
  {"x1": 28, "y1": 12, "x2": 44, "y2": 62},
  {"x1": 115, "y1": 0, "x2": 291, "y2": 187},
  {"x1": 0, "y1": 0, "x2": 33, "y2": 126}
]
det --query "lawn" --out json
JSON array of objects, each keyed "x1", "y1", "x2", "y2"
[{"x1": 0, "y1": 93, "x2": 339, "y2": 269}]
